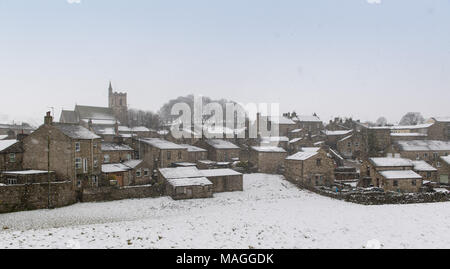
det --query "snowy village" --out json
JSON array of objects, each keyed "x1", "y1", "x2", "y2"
[{"x1": 1, "y1": 1, "x2": 450, "y2": 250}]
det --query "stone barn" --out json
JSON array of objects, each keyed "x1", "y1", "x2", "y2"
[
  {"x1": 165, "y1": 177, "x2": 213, "y2": 200},
  {"x1": 197, "y1": 139, "x2": 240, "y2": 162},
  {"x1": 249, "y1": 146, "x2": 287, "y2": 174},
  {"x1": 378, "y1": 170, "x2": 423, "y2": 193},
  {"x1": 199, "y1": 168, "x2": 243, "y2": 192}
]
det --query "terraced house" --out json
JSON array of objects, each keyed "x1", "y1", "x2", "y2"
[
  {"x1": 136, "y1": 138, "x2": 188, "y2": 170},
  {"x1": 22, "y1": 112, "x2": 103, "y2": 189}
]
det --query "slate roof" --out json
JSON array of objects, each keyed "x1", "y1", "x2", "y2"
[
  {"x1": 0, "y1": 140, "x2": 19, "y2": 152},
  {"x1": 101, "y1": 142, "x2": 134, "y2": 151},
  {"x1": 251, "y1": 146, "x2": 286, "y2": 153},
  {"x1": 396, "y1": 140, "x2": 450, "y2": 151},
  {"x1": 411, "y1": 161, "x2": 437, "y2": 172},
  {"x1": 53, "y1": 124, "x2": 101, "y2": 140},
  {"x1": 140, "y1": 138, "x2": 187, "y2": 150},
  {"x1": 179, "y1": 144, "x2": 207, "y2": 152},
  {"x1": 205, "y1": 139, "x2": 240, "y2": 149},
  {"x1": 60, "y1": 110, "x2": 78, "y2": 124},
  {"x1": 379, "y1": 170, "x2": 422, "y2": 180},
  {"x1": 75, "y1": 105, "x2": 116, "y2": 121},
  {"x1": 286, "y1": 151, "x2": 318, "y2": 161},
  {"x1": 369, "y1": 157, "x2": 413, "y2": 167}
]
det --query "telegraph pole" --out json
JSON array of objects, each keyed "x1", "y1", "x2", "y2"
[{"x1": 47, "y1": 135, "x2": 51, "y2": 209}]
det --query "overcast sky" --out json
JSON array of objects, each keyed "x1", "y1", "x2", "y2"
[{"x1": 1, "y1": 0, "x2": 449, "y2": 126}]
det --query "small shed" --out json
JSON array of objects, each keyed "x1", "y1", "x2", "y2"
[{"x1": 165, "y1": 177, "x2": 213, "y2": 200}]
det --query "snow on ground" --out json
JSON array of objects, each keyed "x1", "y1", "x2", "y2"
[{"x1": 1, "y1": 174, "x2": 450, "y2": 249}]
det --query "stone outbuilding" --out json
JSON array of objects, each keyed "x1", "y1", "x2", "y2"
[
  {"x1": 249, "y1": 146, "x2": 287, "y2": 174},
  {"x1": 0, "y1": 139, "x2": 23, "y2": 171},
  {"x1": 378, "y1": 170, "x2": 423, "y2": 193},
  {"x1": 196, "y1": 139, "x2": 240, "y2": 162}
]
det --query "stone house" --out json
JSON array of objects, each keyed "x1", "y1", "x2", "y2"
[
  {"x1": 249, "y1": 146, "x2": 287, "y2": 174},
  {"x1": 135, "y1": 138, "x2": 188, "y2": 171},
  {"x1": 284, "y1": 148, "x2": 335, "y2": 187},
  {"x1": 101, "y1": 159, "x2": 151, "y2": 187},
  {"x1": 391, "y1": 140, "x2": 450, "y2": 177},
  {"x1": 293, "y1": 115, "x2": 323, "y2": 135},
  {"x1": 427, "y1": 117, "x2": 450, "y2": 141},
  {"x1": 0, "y1": 139, "x2": 23, "y2": 171},
  {"x1": 322, "y1": 129, "x2": 353, "y2": 149},
  {"x1": 101, "y1": 142, "x2": 134, "y2": 164},
  {"x1": 336, "y1": 131, "x2": 364, "y2": 159},
  {"x1": 378, "y1": 170, "x2": 423, "y2": 193},
  {"x1": 360, "y1": 157, "x2": 416, "y2": 189},
  {"x1": 179, "y1": 144, "x2": 208, "y2": 163},
  {"x1": 22, "y1": 112, "x2": 103, "y2": 189},
  {"x1": 359, "y1": 125, "x2": 392, "y2": 157},
  {"x1": 165, "y1": 177, "x2": 213, "y2": 200},
  {"x1": 257, "y1": 115, "x2": 299, "y2": 137},
  {"x1": 1, "y1": 170, "x2": 56, "y2": 185},
  {"x1": 260, "y1": 136, "x2": 289, "y2": 150},
  {"x1": 411, "y1": 160, "x2": 438, "y2": 183},
  {"x1": 439, "y1": 156, "x2": 450, "y2": 185},
  {"x1": 196, "y1": 139, "x2": 240, "y2": 162}
]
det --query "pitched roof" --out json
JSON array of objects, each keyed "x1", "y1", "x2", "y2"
[
  {"x1": 166, "y1": 177, "x2": 212, "y2": 187},
  {"x1": 123, "y1": 159, "x2": 143, "y2": 169},
  {"x1": 289, "y1": 138, "x2": 302, "y2": 144},
  {"x1": 295, "y1": 115, "x2": 322, "y2": 123},
  {"x1": 102, "y1": 163, "x2": 130, "y2": 173},
  {"x1": 286, "y1": 151, "x2": 318, "y2": 161},
  {"x1": 75, "y1": 105, "x2": 116, "y2": 121},
  {"x1": 441, "y1": 156, "x2": 450, "y2": 165},
  {"x1": 92, "y1": 126, "x2": 116, "y2": 135},
  {"x1": 0, "y1": 140, "x2": 19, "y2": 152},
  {"x1": 390, "y1": 133, "x2": 427, "y2": 137},
  {"x1": 158, "y1": 167, "x2": 202, "y2": 179},
  {"x1": 131, "y1": 126, "x2": 151, "y2": 132},
  {"x1": 432, "y1": 117, "x2": 450, "y2": 123},
  {"x1": 200, "y1": 168, "x2": 242, "y2": 177},
  {"x1": 101, "y1": 142, "x2": 133, "y2": 151},
  {"x1": 179, "y1": 144, "x2": 207, "y2": 152},
  {"x1": 323, "y1": 130, "x2": 352, "y2": 136},
  {"x1": 205, "y1": 139, "x2": 240, "y2": 149},
  {"x1": 379, "y1": 170, "x2": 422, "y2": 180},
  {"x1": 411, "y1": 160, "x2": 437, "y2": 172},
  {"x1": 53, "y1": 124, "x2": 101, "y2": 140},
  {"x1": 369, "y1": 157, "x2": 413, "y2": 167},
  {"x1": 140, "y1": 138, "x2": 187, "y2": 150},
  {"x1": 60, "y1": 110, "x2": 78, "y2": 124},
  {"x1": 396, "y1": 140, "x2": 450, "y2": 151},
  {"x1": 251, "y1": 146, "x2": 286, "y2": 153}
]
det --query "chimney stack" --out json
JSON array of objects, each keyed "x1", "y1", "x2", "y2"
[
  {"x1": 44, "y1": 111, "x2": 53, "y2": 125},
  {"x1": 88, "y1": 118, "x2": 93, "y2": 131}
]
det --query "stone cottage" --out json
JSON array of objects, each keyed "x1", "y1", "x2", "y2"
[
  {"x1": 249, "y1": 146, "x2": 287, "y2": 174},
  {"x1": 135, "y1": 138, "x2": 188, "y2": 171},
  {"x1": 196, "y1": 139, "x2": 240, "y2": 162},
  {"x1": 0, "y1": 139, "x2": 23, "y2": 171}
]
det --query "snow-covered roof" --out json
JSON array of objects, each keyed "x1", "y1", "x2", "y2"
[
  {"x1": 179, "y1": 144, "x2": 207, "y2": 152},
  {"x1": 205, "y1": 139, "x2": 239, "y2": 149},
  {"x1": 75, "y1": 105, "x2": 116, "y2": 121},
  {"x1": 339, "y1": 135, "x2": 353, "y2": 142},
  {"x1": 166, "y1": 177, "x2": 212, "y2": 187},
  {"x1": 53, "y1": 124, "x2": 101, "y2": 140},
  {"x1": 322, "y1": 130, "x2": 352, "y2": 136},
  {"x1": 440, "y1": 156, "x2": 450, "y2": 165},
  {"x1": 0, "y1": 139, "x2": 18, "y2": 152},
  {"x1": 432, "y1": 117, "x2": 450, "y2": 123},
  {"x1": 60, "y1": 110, "x2": 78, "y2": 124},
  {"x1": 174, "y1": 162, "x2": 197, "y2": 167},
  {"x1": 157, "y1": 130, "x2": 169, "y2": 135},
  {"x1": 390, "y1": 123, "x2": 433, "y2": 130},
  {"x1": 2, "y1": 170, "x2": 52, "y2": 175},
  {"x1": 158, "y1": 167, "x2": 202, "y2": 179},
  {"x1": 251, "y1": 146, "x2": 286, "y2": 153},
  {"x1": 329, "y1": 148, "x2": 344, "y2": 160},
  {"x1": 0, "y1": 135, "x2": 8, "y2": 140},
  {"x1": 369, "y1": 157, "x2": 413, "y2": 167},
  {"x1": 314, "y1": 141, "x2": 325, "y2": 146},
  {"x1": 102, "y1": 163, "x2": 130, "y2": 173},
  {"x1": 289, "y1": 138, "x2": 302, "y2": 144},
  {"x1": 396, "y1": 140, "x2": 450, "y2": 151},
  {"x1": 140, "y1": 138, "x2": 187, "y2": 150},
  {"x1": 92, "y1": 126, "x2": 116, "y2": 135},
  {"x1": 272, "y1": 116, "x2": 297, "y2": 125},
  {"x1": 290, "y1": 128, "x2": 303, "y2": 133},
  {"x1": 132, "y1": 126, "x2": 151, "y2": 132},
  {"x1": 301, "y1": 147, "x2": 320, "y2": 152},
  {"x1": 261, "y1": 136, "x2": 289, "y2": 142},
  {"x1": 295, "y1": 115, "x2": 322, "y2": 123},
  {"x1": 390, "y1": 133, "x2": 427, "y2": 137},
  {"x1": 379, "y1": 170, "x2": 422, "y2": 180},
  {"x1": 118, "y1": 126, "x2": 131, "y2": 132},
  {"x1": 101, "y1": 142, "x2": 133, "y2": 151},
  {"x1": 123, "y1": 159, "x2": 143, "y2": 169},
  {"x1": 81, "y1": 119, "x2": 117, "y2": 125},
  {"x1": 200, "y1": 168, "x2": 242, "y2": 177},
  {"x1": 411, "y1": 161, "x2": 437, "y2": 172},
  {"x1": 286, "y1": 151, "x2": 318, "y2": 161}
]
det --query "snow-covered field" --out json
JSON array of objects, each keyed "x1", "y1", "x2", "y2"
[{"x1": 1, "y1": 173, "x2": 450, "y2": 249}]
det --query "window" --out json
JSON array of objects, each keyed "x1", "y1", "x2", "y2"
[
  {"x1": 424, "y1": 153, "x2": 428, "y2": 159},
  {"x1": 167, "y1": 151, "x2": 171, "y2": 160},
  {"x1": 136, "y1": 169, "x2": 142, "y2": 177},
  {"x1": 393, "y1": 180, "x2": 398, "y2": 187},
  {"x1": 427, "y1": 172, "x2": 431, "y2": 178},
  {"x1": 104, "y1": 154, "x2": 110, "y2": 163},
  {"x1": 416, "y1": 154, "x2": 420, "y2": 160},
  {"x1": 144, "y1": 169, "x2": 149, "y2": 176},
  {"x1": 7, "y1": 178, "x2": 17, "y2": 185},
  {"x1": 412, "y1": 179, "x2": 416, "y2": 186},
  {"x1": 92, "y1": 175, "x2": 98, "y2": 186},
  {"x1": 77, "y1": 180, "x2": 82, "y2": 188},
  {"x1": 93, "y1": 143, "x2": 97, "y2": 150},
  {"x1": 355, "y1": 142, "x2": 359, "y2": 147},
  {"x1": 83, "y1": 158, "x2": 88, "y2": 173},
  {"x1": 178, "y1": 151, "x2": 182, "y2": 160},
  {"x1": 433, "y1": 152, "x2": 438, "y2": 161},
  {"x1": 75, "y1": 157, "x2": 82, "y2": 169},
  {"x1": 437, "y1": 162, "x2": 441, "y2": 168},
  {"x1": 127, "y1": 154, "x2": 131, "y2": 161},
  {"x1": 9, "y1": 153, "x2": 15, "y2": 163},
  {"x1": 75, "y1": 142, "x2": 81, "y2": 152},
  {"x1": 347, "y1": 142, "x2": 351, "y2": 148},
  {"x1": 316, "y1": 159, "x2": 321, "y2": 166},
  {"x1": 93, "y1": 157, "x2": 98, "y2": 168}
]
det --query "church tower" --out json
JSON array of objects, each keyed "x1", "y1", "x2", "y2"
[{"x1": 108, "y1": 81, "x2": 128, "y2": 125}]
